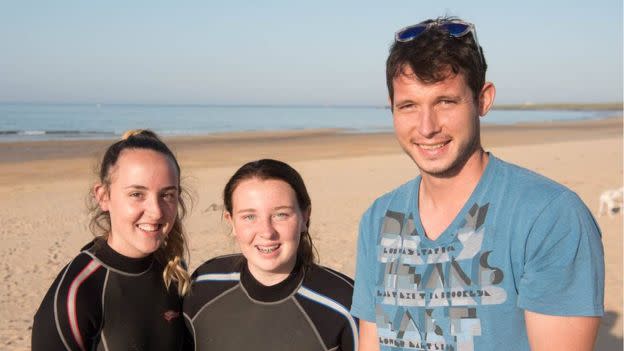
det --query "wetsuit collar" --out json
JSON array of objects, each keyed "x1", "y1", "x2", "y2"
[
  {"x1": 88, "y1": 239, "x2": 154, "y2": 274},
  {"x1": 240, "y1": 258, "x2": 305, "y2": 303}
]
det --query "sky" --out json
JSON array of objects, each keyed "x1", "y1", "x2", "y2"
[{"x1": 0, "y1": 0, "x2": 622, "y2": 106}]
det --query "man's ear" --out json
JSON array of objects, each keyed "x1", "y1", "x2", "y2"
[
  {"x1": 478, "y1": 82, "x2": 496, "y2": 117},
  {"x1": 93, "y1": 183, "x2": 110, "y2": 212}
]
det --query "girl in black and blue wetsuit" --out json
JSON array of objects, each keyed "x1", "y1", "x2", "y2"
[
  {"x1": 32, "y1": 130, "x2": 191, "y2": 351},
  {"x1": 183, "y1": 159, "x2": 358, "y2": 351}
]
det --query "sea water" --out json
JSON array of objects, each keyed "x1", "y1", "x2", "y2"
[{"x1": 0, "y1": 103, "x2": 615, "y2": 142}]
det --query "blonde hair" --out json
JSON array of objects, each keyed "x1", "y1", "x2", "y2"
[{"x1": 88, "y1": 129, "x2": 191, "y2": 295}]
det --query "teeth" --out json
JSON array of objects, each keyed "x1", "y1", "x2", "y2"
[
  {"x1": 256, "y1": 245, "x2": 279, "y2": 254},
  {"x1": 137, "y1": 224, "x2": 160, "y2": 232},
  {"x1": 419, "y1": 142, "x2": 446, "y2": 150}
]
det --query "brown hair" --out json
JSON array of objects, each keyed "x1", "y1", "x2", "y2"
[
  {"x1": 88, "y1": 129, "x2": 190, "y2": 295},
  {"x1": 386, "y1": 16, "x2": 487, "y2": 106},
  {"x1": 223, "y1": 159, "x2": 317, "y2": 267}
]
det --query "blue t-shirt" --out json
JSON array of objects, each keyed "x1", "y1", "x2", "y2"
[{"x1": 351, "y1": 154, "x2": 604, "y2": 351}]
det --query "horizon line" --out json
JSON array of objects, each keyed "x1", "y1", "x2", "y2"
[{"x1": 0, "y1": 101, "x2": 622, "y2": 110}]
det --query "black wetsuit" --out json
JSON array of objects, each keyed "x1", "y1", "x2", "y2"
[
  {"x1": 183, "y1": 254, "x2": 358, "y2": 351},
  {"x1": 32, "y1": 240, "x2": 185, "y2": 351}
]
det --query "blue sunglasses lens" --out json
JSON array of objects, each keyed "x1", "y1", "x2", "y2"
[
  {"x1": 396, "y1": 25, "x2": 427, "y2": 42},
  {"x1": 441, "y1": 23, "x2": 470, "y2": 37}
]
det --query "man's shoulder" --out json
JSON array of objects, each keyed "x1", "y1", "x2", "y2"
[
  {"x1": 493, "y1": 155, "x2": 571, "y2": 195},
  {"x1": 491, "y1": 155, "x2": 586, "y2": 212},
  {"x1": 365, "y1": 177, "x2": 419, "y2": 214}
]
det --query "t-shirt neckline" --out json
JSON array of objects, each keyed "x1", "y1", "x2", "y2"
[{"x1": 412, "y1": 153, "x2": 499, "y2": 247}]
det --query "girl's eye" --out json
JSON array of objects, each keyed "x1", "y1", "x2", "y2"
[
  {"x1": 161, "y1": 192, "x2": 177, "y2": 201},
  {"x1": 274, "y1": 212, "x2": 290, "y2": 220},
  {"x1": 129, "y1": 192, "x2": 143, "y2": 198},
  {"x1": 242, "y1": 214, "x2": 256, "y2": 221}
]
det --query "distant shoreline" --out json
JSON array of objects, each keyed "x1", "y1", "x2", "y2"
[
  {"x1": 492, "y1": 102, "x2": 623, "y2": 111},
  {"x1": 0, "y1": 106, "x2": 620, "y2": 144},
  {"x1": 0, "y1": 116, "x2": 621, "y2": 168},
  {"x1": 1, "y1": 101, "x2": 622, "y2": 111}
]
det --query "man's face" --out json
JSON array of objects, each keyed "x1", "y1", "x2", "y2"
[{"x1": 391, "y1": 67, "x2": 485, "y2": 178}]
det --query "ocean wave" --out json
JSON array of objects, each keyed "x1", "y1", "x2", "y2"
[
  {"x1": 0, "y1": 130, "x2": 118, "y2": 141},
  {"x1": 0, "y1": 130, "x2": 115, "y2": 135}
]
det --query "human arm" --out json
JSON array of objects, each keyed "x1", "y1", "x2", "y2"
[
  {"x1": 518, "y1": 191, "x2": 604, "y2": 349},
  {"x1": 32, "y1": 271, "x2": 73, "y2": 351},
  {"x1": 350, "y1": 207, "x2": 380, "y2": 350},
  {"x1": 351, "y1": 208, "x2": 380, "y2": 351},
  {"x1": 32, "y1": 256, "x2": 104, "y2": 351},
  {"x1": 181, "y1": 312, "x2": 196, "y2": 351},
  {"x1": 525, "y1": 311, "x2": 600, "y2": 351},
  {"x1": 358, "y1": 320, "x2": 380, "y2": 351}
]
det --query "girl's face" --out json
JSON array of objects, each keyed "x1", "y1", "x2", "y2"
[
  {"x1": 95, "y1": 149, "x2": 179, "y2": 258},
  {"x1": 226, "y1": 178, "x2": 309, "y2": 285}
]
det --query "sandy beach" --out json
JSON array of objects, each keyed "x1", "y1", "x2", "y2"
[{"x1": 0, "y1": 116, "x2": 621, "y2": 350}]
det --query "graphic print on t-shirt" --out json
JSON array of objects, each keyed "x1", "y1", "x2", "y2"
[{"x1": 375, "y1": 203, "x2": 507, "y2": 350}]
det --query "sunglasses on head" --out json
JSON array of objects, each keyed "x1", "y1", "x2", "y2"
[
  {"x1": 395, "y1": 20, "x2": 483, "y2": 64},
  {"x1": 395, "y1": 19, "x2": 477, "y2": 42}
]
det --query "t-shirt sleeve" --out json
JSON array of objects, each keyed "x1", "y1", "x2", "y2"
[
  {"x1": 517, "y1": 191, "x2": 604, "y2": 316},
  {"x1": 350, "y1": 206, "x2": 378, "y2": 322}
]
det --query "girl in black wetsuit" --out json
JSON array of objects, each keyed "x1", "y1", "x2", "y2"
[
  {"x1": 184, "y1": 159, "x2": 358, "y2": 351},
  {"x1": 32, "y1": 130, "x2": 191, "y2": 351}
]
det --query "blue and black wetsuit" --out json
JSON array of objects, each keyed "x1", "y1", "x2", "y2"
[{"x1": 183, "y1": 254, "x2": 358, "y2": 351}]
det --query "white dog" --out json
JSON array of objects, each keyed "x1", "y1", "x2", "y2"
[{"x1": 598, "y1": 187, "x2": 623, "y2": 217}]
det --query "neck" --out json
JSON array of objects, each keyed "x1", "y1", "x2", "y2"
[
  {"x1": 418, "y1": 150, "x2": 489, "y2": 240},
  {"x1": 420, "y1": 149, "x2": 488, "y2": 203}
]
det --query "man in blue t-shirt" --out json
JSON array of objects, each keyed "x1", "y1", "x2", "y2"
[{"x1": 351, "y1": 16, "x2": 604, "y2": 351}]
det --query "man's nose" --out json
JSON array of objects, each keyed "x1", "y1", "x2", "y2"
[{"x1": 416, "y1": 106, "x2": 441, "y2": 137}]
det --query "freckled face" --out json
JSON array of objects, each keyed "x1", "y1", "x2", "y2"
[
  {"x1": 392, "y1": 69, "x2": 483, "y2": 177},
  {"x1": 96, "y1": 149, "x2": 179, "y2": 258},
  {"x1": 226, "y1": 178, "x2": 308, "y2": 284}
]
